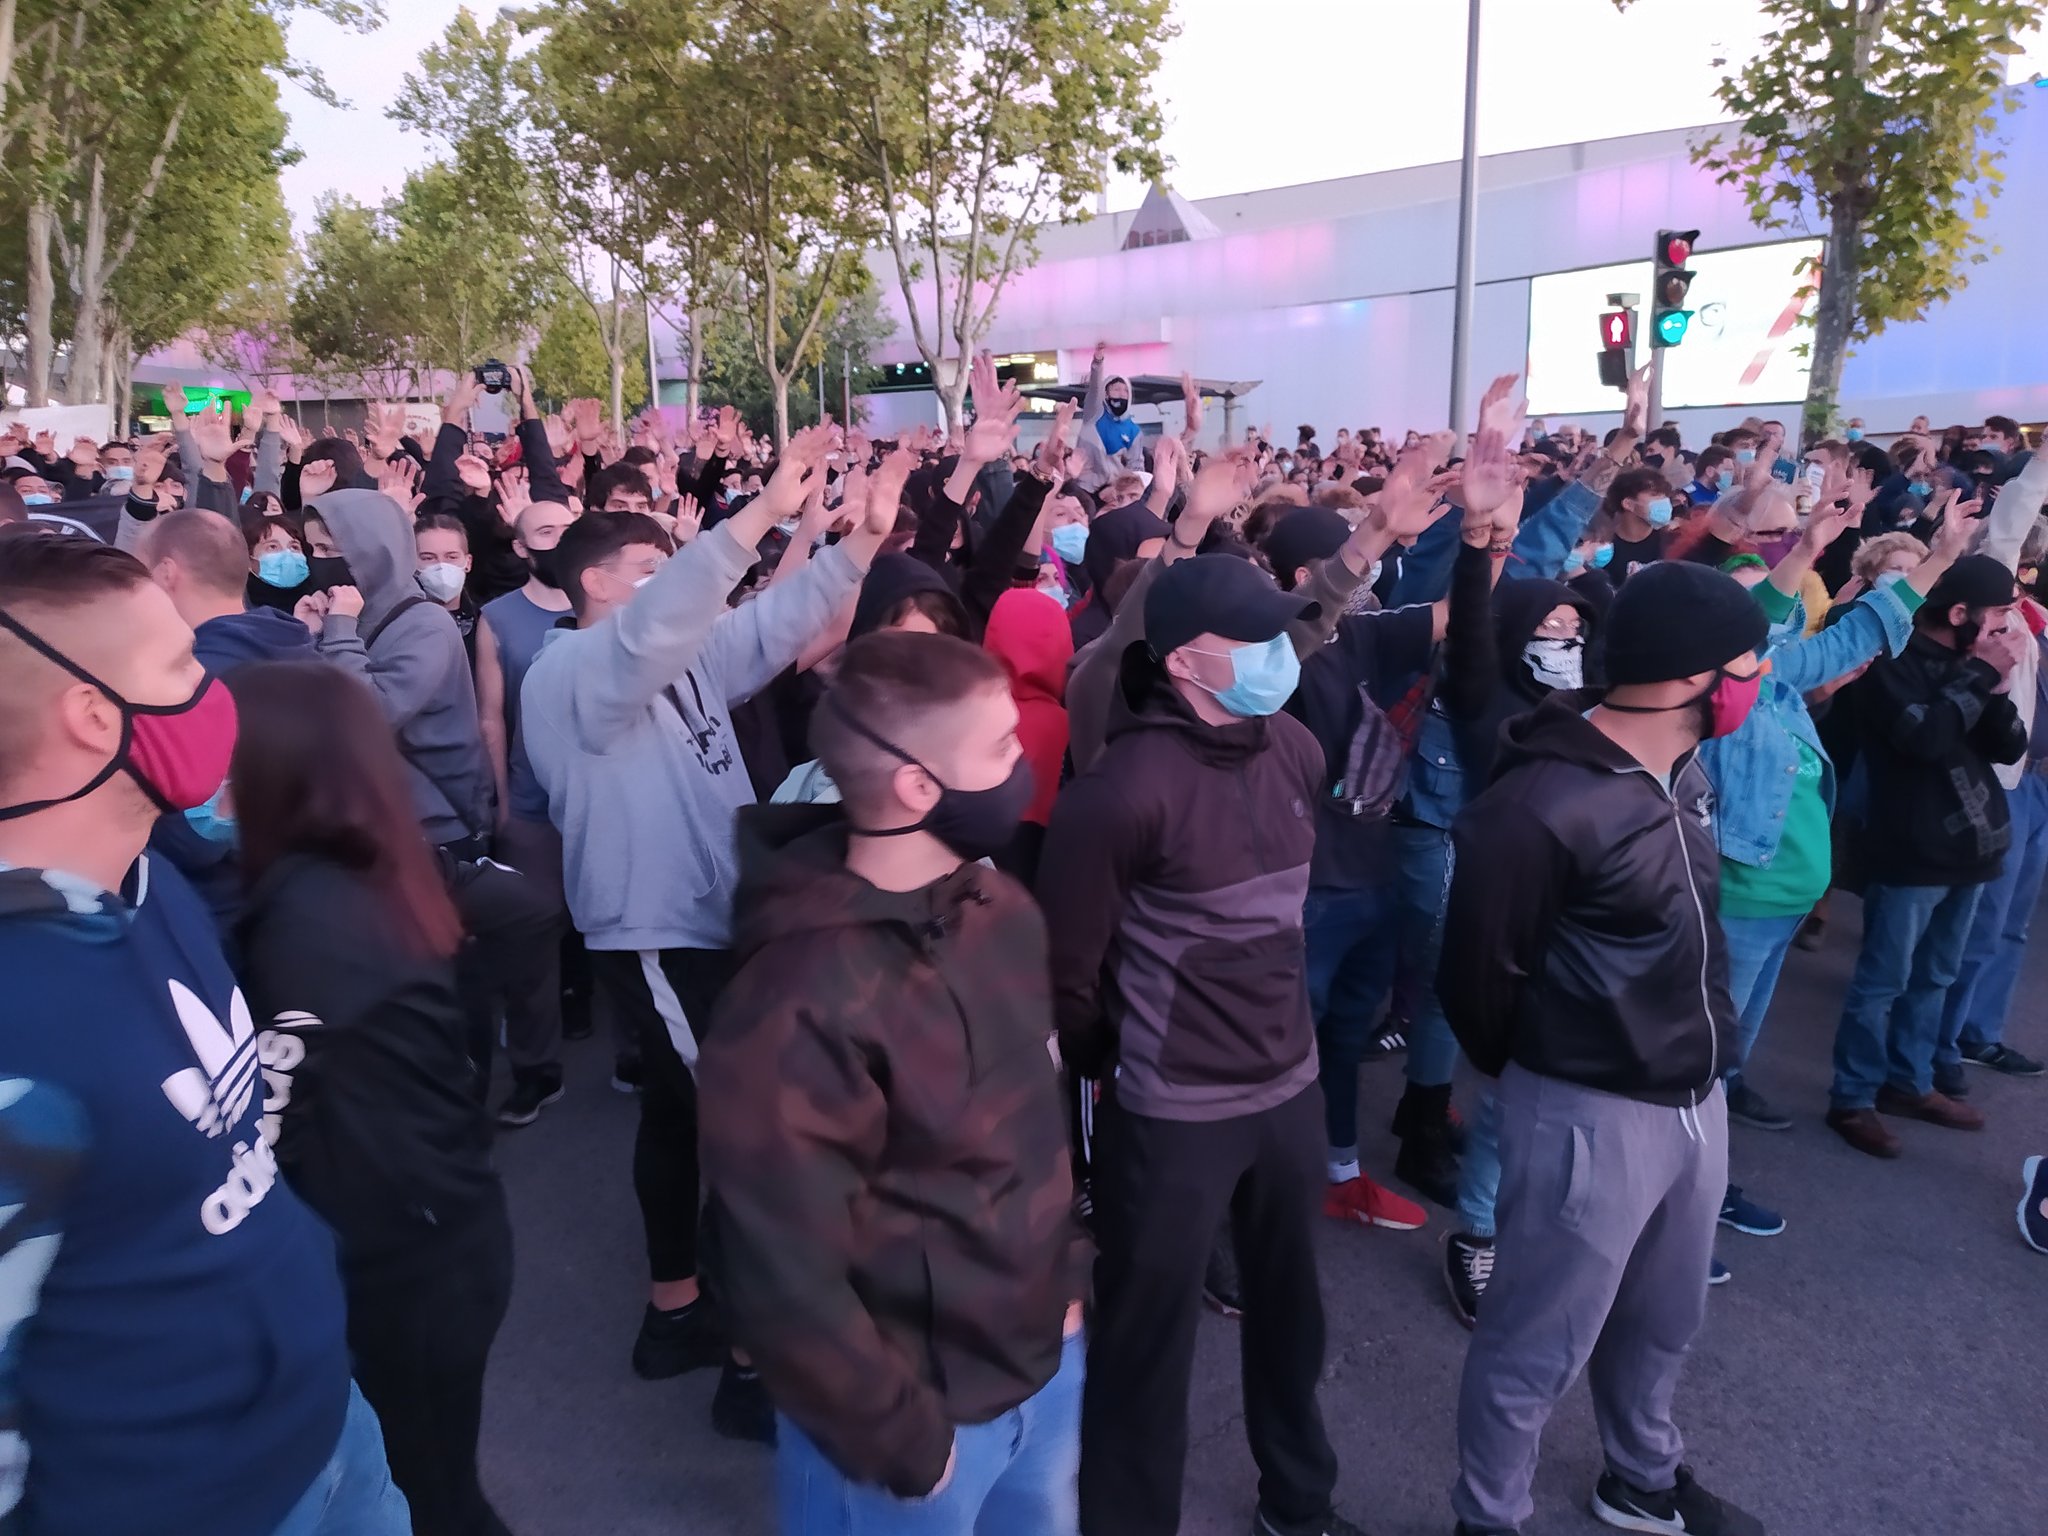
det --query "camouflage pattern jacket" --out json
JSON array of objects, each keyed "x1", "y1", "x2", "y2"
[{"x1": 699, "y1": 805, "x2": 1086, "y2": 1496}]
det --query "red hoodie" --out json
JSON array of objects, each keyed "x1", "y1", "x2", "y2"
[{"x1": 984, "y1": 588, "x2": 1073, "y2": 825}]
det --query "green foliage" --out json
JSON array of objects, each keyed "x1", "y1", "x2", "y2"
[
  {"x1": 1621, "y1": 0, "x2": 2041, "y2": 432},
  {"x1": 826, "y1": 0, "x2": 1174, "y2": 423},
  {"x1": 530, "y1": 297, "x2": 648, "y2": 408},
  {"x1": 698, "y1": 272, "x2": 896, "y2": 436}
]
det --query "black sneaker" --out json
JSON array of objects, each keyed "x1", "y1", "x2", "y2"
[
  {"x1": 610, "y1": 1057, "x2": 643, "y2": 1094},
  {"x1": 1963, "y1": 1041, "x2": 2046, "y2": 1077},
  {"x1": 629, "y1": 1299, "x2": 726, "y2": 1380},
  {"x1": 1360, "y1": 1025, "x2": 1406, "y2": 1060},
  {"x1": 1590, "y1": 1466, "x2": 1763, "y2": 1535},
  {"x1": 711, "y1": 1360, "x2": 777, "y2": 1444},
  {"x1": 495, "y1": 1071, "x2": 564, "y2": 1128},
  {"x1": 1933, "y1": 1061, "x2": 1970, "y2": 1099},
  {"x1": 561, "y1": 989, "x2": 594, "y2": 1042},
  {"x1": 1250, "y1": 1508, "x2": 1370, "y2": 1536},
  {"x1": 2020, "y1": 1155, "x2": 2048, "y2": 1254},
  {"x1": 1444, "y1": 1232, "x2": 1493, "y2": 1329},
  {"x1": 1202, "y1": 1228, "x2": 1243, "y2": 1318},
  {"x1": 1724, "y1": 1078, "x2": 1792, "y2": 1132},
  {"x1": 1395, "y1": 1127, "x2": 1460, "y2": 1210}
]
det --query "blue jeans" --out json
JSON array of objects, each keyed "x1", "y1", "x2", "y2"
[
  {"x1": 1453, "y1": 1084, "x2": 1502, "y2": 1239},
  {"x1": 775, "y1": 1331, "x2": 1083, "y2": 1536},
  {"x1": 1392, "y1": 824, "x2": 1461, "y2": 1089},
  {"x1": 1305, "y1": 881, "x2": 1399, "y2": 1151},
  {"x1": 1829, "y1": 883, "x2": 1983, "y2": 1108},
  {"x1": 1718, "y1": 910, "x2": 1807, "y2": 1082},
  {"x1": 1941, "y1": 772, "x2": 2048, "y2": 1056},
  {"x1": 269, "y1": 1383, "x2": 412, "y2": 1536}
]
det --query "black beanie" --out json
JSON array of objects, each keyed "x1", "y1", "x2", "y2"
[
  {"x1": 1604, "y1": 560, "x2": 1769, "y2": 686},
  {"x1": 1262, "y1": 507, "x2": 1351, "y2": 590},
  {"x1": 1922, "y1": 553, "x2": 2017, "y2": 619}
]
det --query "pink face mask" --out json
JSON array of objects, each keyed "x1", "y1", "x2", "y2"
[
  {"x1": 0, "y1": 611, "x2": 239, "y2": 819},
  {"x1": 1702, "y1": 666, "x2": 1766, "y2": 739}
]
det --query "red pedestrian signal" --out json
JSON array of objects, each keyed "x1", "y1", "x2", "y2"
[{"x1": 1598, "y1": 310, "x2": 1633, "y2": 350}]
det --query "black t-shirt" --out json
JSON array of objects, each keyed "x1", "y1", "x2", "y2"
[
  {"x1": 1610, "y1": 529, "x2": 1669, "y2": 581},
  {"x1": 1288, "y1": 604, "x2": 1440, "y2": 890}
]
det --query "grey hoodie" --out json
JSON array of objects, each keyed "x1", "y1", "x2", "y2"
[
  {"x1": 311, "y1": 488, "x2": 491, "y2": 844},
  {"x1": 521, "y1": 520, "x2": 870, "y2": 952}
]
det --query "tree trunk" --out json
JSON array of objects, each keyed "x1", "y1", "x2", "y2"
[
  {"x1": 685, "y1": 302, "x2": 703, "y2": 420},
  {"x1": 770, "y1": 368, "x2": 790, "y2": 449},
  {"x1": 609, "y1": 289, "x2": 627, "y2": 435},
  {"x1": 1804, "y1": 211, "x2": 1859, "y2": 445},
  {"x1": 25, "y1": 195, "x2": 54, "y2": 406},
  {"x1": 938, "y1": 364, "x2": 970, "y2": 437}
]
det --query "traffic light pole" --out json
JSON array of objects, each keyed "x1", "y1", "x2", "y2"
[
  {"x1": 1446, "y1": 0, "x2": 1482, "y2": 436},
  {"x1": 1646, "y1": 347, "x2": 1665, "y2": 436}
]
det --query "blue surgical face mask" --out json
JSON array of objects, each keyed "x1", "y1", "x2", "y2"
[
  {"x1": 1845, "y1": 427, "x2": 1864, "y2": 442},
  {"x1": 1035, "y1": 576, "x2": 1072, "y2": 610},
  {"x1": 1909, "y1": 479, "x2": 1932, "y2": 498},
  {"x1": 1050, "y1": 522, "x2": 1089, "y2": 564},
  {"x1": 1736, "y1": 448, "x2": 1757, "y2": 464},
  {"x1": 1563, "y1": 549, "x2": 1587, "y2": 575},
  {"x1": 1646, "y1": 496, "x2": 1675, "y2": 528},
  {"x1": 1875, "y1": 569, "x2": 1909, "y2": 590},
  {"x1": 1589, "y1": 542, "x2": 1615, "y2": 570},
  {"x1": 183, "y1": 783, "x2": 237, "y2": 846},
  {"x1": 21, "y1": 493, "x2": 53, "y2": 506},
  {"x1": 103, "y1": 464, "x2": 134, "y2": 482},
  {"x1": 257, "y1": 548, "x2": 309, "y2": 589},
  {"x1": 1186, "y1": 632, "x2": 1301, "y2": 718},
  {"x1": 1716, "y1": 470, "x2": 1734, "y2": 493}
]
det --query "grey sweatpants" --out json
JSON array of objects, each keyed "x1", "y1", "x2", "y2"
[{"x1": 1452, "y1": 1064, "x2": 1725, "y2": 1534}]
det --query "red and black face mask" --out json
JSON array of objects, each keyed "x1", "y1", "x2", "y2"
[{"x1": 0, "y1": 610, "x2": 238, "y2": 822}]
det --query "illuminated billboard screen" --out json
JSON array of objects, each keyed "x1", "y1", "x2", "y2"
[{"x1": 1524, "y1": 239, "x2": 1821, "y2": 417}]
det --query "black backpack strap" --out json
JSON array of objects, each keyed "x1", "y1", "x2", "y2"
[{"x1": 359, "y1": 593, "x2": 437, "y2": 648}]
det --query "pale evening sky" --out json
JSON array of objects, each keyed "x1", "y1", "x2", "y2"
[{"x1": 277, "y1": 0, "x2": 2048, "y2": 233}]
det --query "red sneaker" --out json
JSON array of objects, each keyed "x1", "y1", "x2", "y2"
[{"x1": 1322, "y1": 1174, "x2": 1427, "y2": 1231}]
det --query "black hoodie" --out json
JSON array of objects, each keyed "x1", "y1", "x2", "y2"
[
  {"x1": 1446, "y1": 574, "x2": 1598, "y2": 790},
  {"x1": 1438, "y1": 690, "x2": 1735, "y2": 1108},
  {"x1": 236, "y1": 853, "x2": 504, "y2": 1284}
]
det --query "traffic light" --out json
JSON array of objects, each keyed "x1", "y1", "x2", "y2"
[
  {"x1": 1596, "y1": 309, "x2": 1632, "y2": 388},
  {"x1": 1651, "y1": 229, "x2": 1698, "y2": 348}
]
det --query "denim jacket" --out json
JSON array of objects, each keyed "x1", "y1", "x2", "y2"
[
  {"x1": 1398, "y1": 478, "x2": 1603, "y2": 828},
  {"x1": 1698, "y1": 581, "x2": 1915, "y2": 869}
]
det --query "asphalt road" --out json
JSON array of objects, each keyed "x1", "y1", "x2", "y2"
[{"x1": 476, "y1": 894, "x2": 2048, "y2": 1536}]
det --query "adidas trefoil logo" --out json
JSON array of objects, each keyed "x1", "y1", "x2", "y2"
[{"x1": 159, "y1": 980, "x2": 260, "y2": 1138}]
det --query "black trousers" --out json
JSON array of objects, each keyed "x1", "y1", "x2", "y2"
[
  {"x1": 448, "y1": 856, "x2": 561, "y2": 1101},
  {"x1": 348, "y1": 1192, "x2": 516, "y2": 1536},
  {"x1": 589, "y1": 947, "x2": 736, "y2": 1284},
  {"x1": 1080, "y1": 1082, "x2": 1338, "y2": 1536}
]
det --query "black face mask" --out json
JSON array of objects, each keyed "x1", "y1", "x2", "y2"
[
  {"x1": 829, "y1": 698, "x2": 1035, "y2": 862},
  {"x1": 307, "y1": 554, "x2": 354, "y2": 591},
  {"x1": 1953, "y1": 613, "x2": 1984, "y2": 651},
  {"x1": 527, "y1": 545, "x2": 565, "y2": 590},
  {"x1": 1105, "y1": 397, "x2": 1129, "y2": 418}
]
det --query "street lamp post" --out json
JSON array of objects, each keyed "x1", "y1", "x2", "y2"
[{"x1": 1447, "y1": 0, "x2": 1483, "y2": 436}]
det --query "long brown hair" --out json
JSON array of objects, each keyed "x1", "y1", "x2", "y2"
[{"x1": 227, "y1": 661, "x2": 464, "y2": 958}]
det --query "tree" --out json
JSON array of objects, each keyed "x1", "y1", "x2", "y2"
[
  {"x1": 698, "y1": 267, "x2": 895, "y2": 436},
  {"x1": 523, "y1": 0, "x2": 878, "y2": 447},
  {"x1": 393, "y1": 7, "x2": 665, "y2": 434},
  {"x1": 1617, "y1": 0, "x2": 2042, "y2": 437},
  {"x1": 828, "y1": 0, "x2": 1172, "y2": 432},
  {"x1": 530, "y1": 295, "x2": 648, "y2": 410},
  {"x1": 0, "y1": 0, "x2": 374, "y2": 404}
]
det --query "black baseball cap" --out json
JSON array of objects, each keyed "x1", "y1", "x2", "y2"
[
  {"x1": 1262, "y1": 507, "x2": 1351, "y2": 591},
  {"x1": 1145, "y1": 553, "x2": 1318, "y2": 658}
]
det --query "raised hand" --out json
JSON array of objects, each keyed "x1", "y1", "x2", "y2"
[
  {"x1": 1033, "y1": 399, "x2": 1079, "y2": 482},
  {"x1": 162, "y1": 382, "x2": 188, "y2": 418},
  {"x1": 671, "y1": 493, "x2": 704, "y2": 546},
  {"x1": 862, "y1": 446, "x2": 918, "y2": 536},
  {"x1": 67, "y1": 436, "x2": 100, "y2": 472},
  {"x1": 545, "y1": 413, "x2": 573, "y2": 461},
  {"x1": 376, "y1": 455, "x2": 424, "y2": 514},
  {"x1": 1621, "y1": 361, "x2": 1652, "y2": 439},
  {"x1": 188, "y1": 401, "x2": 233, "y2": 464},
  {"x1": 1802, "y1": 495, "x2": 1860, "y2": 554},
  {"x1": 1180, "y1": 369, "x2": 1204, "y2": 441},
  {"x1": 365, "y1": 402, "x2": 406, "y2": 461},
  {"x1": 900, "y1": 422, "x2": 945, "y2": 458},
  {"x1": 962, "y1": 352, "x2": 1026, "y2": 464},
  {"x1": 443, "y1": 373, "x2": 483, "y2": 426},
  {"x1": 711, "y1": 404, "x2": 741, "y2": 457},
  {"x1": 1179, "y1": 446, "x2": 1259, "y2": 540},
  {"x1": 1929, "y1": 499, "x2": 1978, "y2": 563},
  {"x1": 132, "y1": 438, "x2": 170, "y2": 492},
  {"x1": 454, "y1": 452, "x2": 492, "y2": 497},
  {"x1": 1461, "y1": 373, "x2": 1526, "y2": 517},
  {"x1": 298, "y1": 457, "x2": 338, "y2": 501},
  {"x1": 496, "y1": 465, "x2": 532, "y2": 526}
]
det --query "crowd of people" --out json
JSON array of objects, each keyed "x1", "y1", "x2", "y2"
[{"x1": 0, "y1": 343, "x2": 2043, "y2": 1536}]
